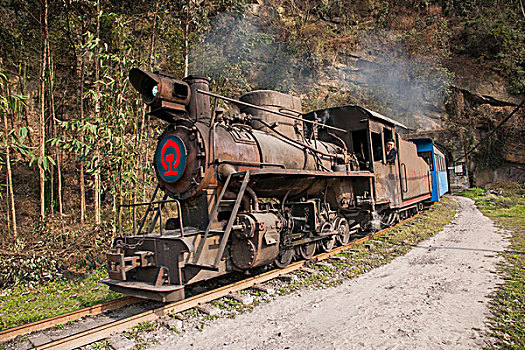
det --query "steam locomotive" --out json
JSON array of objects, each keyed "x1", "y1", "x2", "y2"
[{"x1": 102, "y1": 68, "x2": 436, "y2": 302}]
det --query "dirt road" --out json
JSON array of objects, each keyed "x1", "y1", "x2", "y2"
[{"x1": 149, "y1": 196, "x2": 506, "y2": 350}]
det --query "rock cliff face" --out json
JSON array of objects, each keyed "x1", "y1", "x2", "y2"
[
  {"x1": 303, "y1": 50, "x2": 446, "y2": 131},
  {"x1": 306, "y1": 31, "x2": 524, "y2": 187},
  {"x1": 445, "y1": 84, "x2": 524, "y2": 186}
]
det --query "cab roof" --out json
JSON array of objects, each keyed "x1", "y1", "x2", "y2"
[{"x1": 305, "y1": 105, "x2": 407, "y2": 129}]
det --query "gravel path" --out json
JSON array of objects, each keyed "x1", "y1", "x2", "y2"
[{"x1": 149, "y1": 196, "x2": 507, "y2": 350}]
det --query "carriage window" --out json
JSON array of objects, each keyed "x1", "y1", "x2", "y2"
[
  {"x1": 419, "y1": 151, "x2": 434, "y2": 171},
  {"x1": 371, "y1": 132, "x2": 383, "y2": 162},
  {"x1": 437, "y1": 155, "x2": 445, "y2": 171}
]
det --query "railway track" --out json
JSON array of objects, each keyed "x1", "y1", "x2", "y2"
[{"x1": 1, "y1": 212, "x2": 423, "y2": 350}]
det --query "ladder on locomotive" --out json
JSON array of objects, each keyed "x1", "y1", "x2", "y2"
[{"x1": 188, "y1": 171, "x2": 250, "y2": 271}]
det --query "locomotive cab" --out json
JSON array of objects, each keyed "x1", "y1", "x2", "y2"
[{"x1": 304, "y1": 106, "x2": 432, "y2": 219}]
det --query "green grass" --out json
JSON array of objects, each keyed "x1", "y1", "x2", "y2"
[
  {"x1": 457, "y1": 185, "x2": 525, "y2": 349},
  {"x1": 0, "y1": 269, "x2": 121, "y2": 331}
]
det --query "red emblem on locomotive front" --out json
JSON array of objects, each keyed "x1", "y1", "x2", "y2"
[{"x1": 155, "y1": 135, "x2": 187, "y2": 183}]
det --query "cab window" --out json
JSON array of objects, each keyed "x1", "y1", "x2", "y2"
[{"x1": 371, "y1": 132, "x2": 383, "y2": 162}]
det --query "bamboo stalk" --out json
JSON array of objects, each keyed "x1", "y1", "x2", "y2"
[
  {"x1": 39, "y1": 0, "x2": 49, "y2": 220},
  {"x1": 79, "y1": 21, "x2": 86, "y2": 225},
  {"x1": 94, "y1": 0, "x2": 101, "y2": 225},
  {"x1": 47, "y1": 40, "x2": 65, "y2": 233},
  {"x1": 3, "y1": 81, "x2": 17, "y2": 238}
]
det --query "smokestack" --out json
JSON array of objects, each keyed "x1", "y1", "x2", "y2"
[{"x1": 183, "y1": 75, "x2": 211, "y2": 120}]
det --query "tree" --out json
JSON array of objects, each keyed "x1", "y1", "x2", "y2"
[
  {"x1": 94, "y1": 0, "x2": 101, "y2": 225},
  {"x1": 0, "y1": 71, "x2": 32, "y2": 240},
  {"x1": 0, "y1": 72, "x2": 18, "y2": 238},
  {"x1": 39, "y1": 0, "x2": 49, "y2": 219}
]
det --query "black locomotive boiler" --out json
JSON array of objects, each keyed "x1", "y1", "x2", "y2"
[{"x1": 102, "y1": 68, "x2": 432, "y2": 302}]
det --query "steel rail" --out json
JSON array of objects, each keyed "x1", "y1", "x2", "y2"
[
  {"x1": 0, "y1": 297, "x2": 142, "y2": 343},
  {"x1": 27, "y1": 210, "x2": 425, "y2": 350}
]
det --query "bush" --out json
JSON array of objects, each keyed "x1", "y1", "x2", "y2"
[{"x1": 0, "y1": 254, "x2": 62, "y2": 288}]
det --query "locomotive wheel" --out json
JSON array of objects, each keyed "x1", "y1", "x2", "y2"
[
  {"x1": 335, "y1": 217, "x2": 350, "y2": 246},
  {"x1": 274, "y1": 248, "x2": 294, "y2": 268},
  {"x1": 319, "y1": 222, "x2": 336, "y2": 252},
  {"x1": 298, "y1": 242, "x2": 316, "y2": 260}
]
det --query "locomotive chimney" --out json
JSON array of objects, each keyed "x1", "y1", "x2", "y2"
[{"x1": 183, "y1": 75, "x2": 211, "y2": 120}]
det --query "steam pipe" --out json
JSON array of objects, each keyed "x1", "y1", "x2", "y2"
[
  {"x1": 257, "y1": 119, "x2": 342, "y2": 160},
  {"x1": 327, "y1": 131, "x2": 348, "y2": 151},
  {"x1": 245, "y1": 186, "x2": 259, "y2": 211},
  {"x1": 224, "y1": 191, "x2": 251, "y2": 211},
  {"x1": 196, "y1": 89, "x2": 347, "y2": 133}
]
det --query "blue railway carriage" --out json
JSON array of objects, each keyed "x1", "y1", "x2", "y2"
[{"x1": 410, "y1": 138, "x2": 449, "y2": 202}]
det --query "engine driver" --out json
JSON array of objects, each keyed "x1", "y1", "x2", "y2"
[{"x1": 386, "y1": 139, "x2": 397, "y2": 165}]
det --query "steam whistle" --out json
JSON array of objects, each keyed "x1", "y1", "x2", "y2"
[{"x1": 129, "y1": 68, "x2": 191, "y2": 122}]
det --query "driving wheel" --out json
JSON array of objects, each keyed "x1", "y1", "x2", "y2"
[
  {"x1": 298, "y1": 242, "x2": 316, "y2": 260},
  {"x1": 335, "y1": 217, "x2": 350, "y2": 246},
  {"x1": 274, "y1": 248, "x2": 294, "y2": 268},
  {"x1": 319, "y1": 222, "x2": 336, "y2": 252}
]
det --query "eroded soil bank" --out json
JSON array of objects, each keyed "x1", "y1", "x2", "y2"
[{"x1": 149, "y1": 196, "x2": 506, "y2": 350}]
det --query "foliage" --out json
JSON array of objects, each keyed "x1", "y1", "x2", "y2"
[
  {"x1": 0, "y1": 72, "x2": 32, "y2": 161},
  {"x1": 0, "y1": 215, "x2": 115, "y2": 288},
  {"x1": 0, "y1": 253, "x2": 62, "y2": 288},
  {"x1": 445, "y1": 0, "x2": 525, "y2": 94},
  {"x1": 189, "y1": 12, "x2": 296, "y2": 95},
  {"x1": 456, "y1": 185, "x2": 525, "y2": 348}
]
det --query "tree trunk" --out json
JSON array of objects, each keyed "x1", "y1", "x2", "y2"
[
  {"x1": 47, "y1": 34, "x2": 65, "y2": 233},
  {"x1": 79, "y1": 23, "x2": 86, "y2": 225},
  {"x1": 184, "y1": 0, "x2": 190, "y2": 77},
  {"x1": 141, "y1": 0, "x2": 159, "y2": 202},
  {"x1": 49, "y1": 149, "x2": 54, "y2": 214},
  {"x1": 22, "y1": 62, "x2": 30, "y2": 130},
  {"x1": 149, "y1": 0, "x2": 159, "y2": 70},
  {"x1": 3, "y1": 83, "x2": 18, "y2": 238},
  {"x1": 94, "y1": 0, "x2": 101, "y2": 225},
  {"x1": 39, "y1": 0, "x2": 49, "y2": 220}
]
